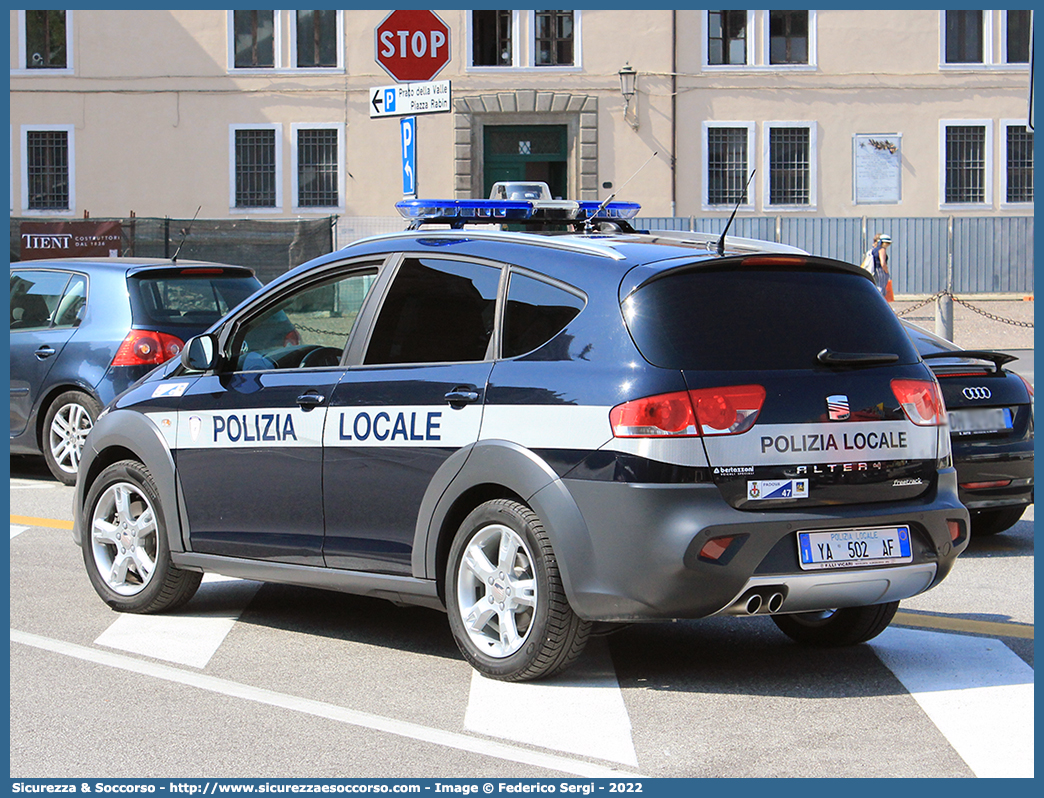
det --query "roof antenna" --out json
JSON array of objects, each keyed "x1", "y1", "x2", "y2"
[
  {"x1": 716, "y1": 170, "x2": 755, "y2": 257},
  {"x1": 585, "y1": 150, "x2": 658, "y2": 234},
  {"x1": 171, "y1": 205, "x2": 201, "y2": 262}
]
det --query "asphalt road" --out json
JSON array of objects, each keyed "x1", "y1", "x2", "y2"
[{"x1": 8, "y1": 455, "x2": 1034, "y2": 780}]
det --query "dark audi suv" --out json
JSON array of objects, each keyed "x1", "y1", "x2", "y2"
[
  {"x1": 72, "y1": 194, "x2": 969, "y2": 681},
  {"x1": 903, "y1": 320, "x2": 1033, "y2": 536}
]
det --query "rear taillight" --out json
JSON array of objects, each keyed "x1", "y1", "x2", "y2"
[
  {"x1": 112, "y1": 330, "x2": 185, "y2": 367},
  {"x1": 892, "y1": 378, "x2": 946, "y2": 426},
  {"x1": 1016, "y1": 373, "x2": 1034, "y2": 399},
  {"x1": 610, "y1": 391, "x2": 698, "y2": 437},
  {"x1": 610, "y1": 385, "x2": 765, "y2": 438},
  {"x1": 689, "y1": 385, "x2": 765, "y2": 435}
]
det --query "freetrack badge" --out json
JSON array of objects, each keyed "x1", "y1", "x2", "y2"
[{"x1": 747, "y1": 479, "x2": 809, "y2": 500}]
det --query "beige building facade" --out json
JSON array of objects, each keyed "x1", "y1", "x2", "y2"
[{"x1": 9, "y1": 9, "x2": 1034, "y2": 223}]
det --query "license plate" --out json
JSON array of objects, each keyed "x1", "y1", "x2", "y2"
[
  {"x1": 797, "y1": 526, "x2": 912, "y2": 571},
  {"x1": 948, "y1": 407, "x2": 1013, "y2": 435}
]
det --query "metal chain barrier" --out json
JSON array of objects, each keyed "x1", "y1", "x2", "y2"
[
  {"x1": 893, "y1": 291, "x2": 946, "y2": 317},
  {"x1": 948, "y1": 293, "x2": 1034, "y2": 328},
  {"x1": 894, "y1": 290, "x2": 1033, "y2": 328}
]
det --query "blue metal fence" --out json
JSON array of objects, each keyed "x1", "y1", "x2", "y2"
[{"x1": 635, "y1": 216, "x2": 1034, "y2": 295}]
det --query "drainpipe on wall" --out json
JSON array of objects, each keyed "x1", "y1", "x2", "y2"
[{"x1": 671, "y1": 10, "x2": 677, "y2": 217}]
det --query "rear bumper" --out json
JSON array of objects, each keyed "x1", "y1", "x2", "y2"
[
  {"x1": 546, "y1": 468, "x2": 968, "y2": 622},
  {"x1": 954, "y1": 447, "x2": 1034, "y2": 510}
]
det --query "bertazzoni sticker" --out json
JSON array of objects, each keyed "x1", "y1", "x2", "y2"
[{"x1": 747, "y1": 479, "x2": 809, "y2": 500}]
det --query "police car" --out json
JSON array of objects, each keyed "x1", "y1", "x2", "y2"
[{"x1": 73, "y1": 185, "x2": 969, "y2": 681}]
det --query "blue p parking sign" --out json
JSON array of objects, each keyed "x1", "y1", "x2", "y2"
[{"x1": 400, "y1": 116, "x2": 416, "y2": 197}]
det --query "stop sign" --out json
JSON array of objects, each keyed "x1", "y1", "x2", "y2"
[{"x1": 375, "y1": 10, "x2": 451, "y2": 82}]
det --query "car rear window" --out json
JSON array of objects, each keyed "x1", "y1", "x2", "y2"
[
  {"x1": 129, "y1": 269, "x2": 261, "y2": 328},
  {"x1": 623, "y1": 267, "x2": 921, "y2": 371}
]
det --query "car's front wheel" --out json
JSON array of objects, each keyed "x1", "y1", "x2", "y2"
[
  {"x1": 771, "y1": 601, "x2": 899, "y2": 647},
  {"x1": 970, "y1": 506, "x2": 1026, "y2": 536},
  {"x1": 446, "y1": 499, "x2": 590, "y2": 681},
  {"x1": 43, "y1": 390, "x2": 102, "y2": 485},
  {"x1": 81, "y1": 460, "x2": 202, "y2": 613}
]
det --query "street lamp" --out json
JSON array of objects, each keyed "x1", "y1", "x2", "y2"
[{"x1": 618, "y1": 63, "x2": 639, "y2": 130}]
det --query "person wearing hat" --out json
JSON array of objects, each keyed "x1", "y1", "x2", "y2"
[{"x1": 871, "y1": 233, "x2": 892, "y2": 297}]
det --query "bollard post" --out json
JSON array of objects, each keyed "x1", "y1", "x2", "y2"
[{"x1": 935, "y1": 293, "x2": 954, "y2": 341}]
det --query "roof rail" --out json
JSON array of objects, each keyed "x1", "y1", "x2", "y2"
[
  {"x1": 349, "y1": 229, "x2": 629, "y2": 260},
  {"x1": 638, "y1": 229, "x2": 809, "y2": 255}
]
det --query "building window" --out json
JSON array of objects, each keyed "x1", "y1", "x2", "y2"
[
  {"x1": 232, "y1": 126, "x2": 280, "y2": 210},
  {"x1": 25, "y1": 129, "x2": 71, "y2": 211},
  {"x1": 706, "y1": 125, "x2": 752, "y2": 206},
  {"x1": 1005, "y1": 10, "x2": 1031, "y2": 64},
  {"x1": 233, "y1": 10, "x2": 276, "y2": 69},
  {"x1": 769, "y1": 11, "x2": 808, "y2": 65},
  {"x1": 473, "y1": 10, "x2": 513, "y2": 66},
  {"x1": 708, "y1": 11, "x2": 748, "y2": 66},
  {"x1": 534, "y1": 10, "x2": 574, "y2": 66},
  {"x1": 944, "y1": 125, "x2": 987, "y2": 204},
  {"x1": 1005, "y1": 124, "x2": 1033, "y2": 204},
  {"x1": 294, "y1": 127, "x2": 341, "y2": 209},
  {"x1": 767, "y1": 125, "x2": 812, "y2": 206},
  {"x1": 20, "y1": 9, "x2": 70, "y2": 69},
  {"x1": 944, "y1": 10, "x2": 984, "y2": 64},
  {"x1": 294, "y1": 10, "x2": 339, "y2": 69}
]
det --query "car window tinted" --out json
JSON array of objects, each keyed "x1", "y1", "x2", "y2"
[
  {"x1": 130, "y1": 272, "x2": 261, "y2": 328},
  {"x1": 502, "y1": 272, "x2": 585, "y2": 358},
  {"x1": 10, "y1": 270, "x2": 71, "y2": 330},
  {"x1": 232, "y1": 269, "x2": 378, "y2": 371},
  {"x1": 624, "y1": 267, "x2": 920, "y2": 371},
  {"x1": 365, "y1": 257, "x2": 501, "y2": 365}
]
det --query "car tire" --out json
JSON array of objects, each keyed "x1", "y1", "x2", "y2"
[
  {"x1": 446, "y1": 499, "x2": 591, "y2": 681},
  {"x1": 771, "y1": 601, "x2": 900, "y2": 647},
  {"x1": 81, "y1": 460, "x2": 202, "y2": 613},
  {"x1": 43, "y1": 390, "x2": 102, "y2": 485},
  {"x1": 970, "y1": 506, "x2": 1026, "y2": 536}
]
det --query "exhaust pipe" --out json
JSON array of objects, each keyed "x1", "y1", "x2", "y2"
[
  {"x1": 767, "y1": 592, "x2": 784, "y2": 613},
  {"x1": 745, "y1": 594, "x2": 763, "y2": 615}
]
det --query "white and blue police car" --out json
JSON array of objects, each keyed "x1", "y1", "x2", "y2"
[{"x1": 73, "y1": 185, "x2": 969, "y2": 681}]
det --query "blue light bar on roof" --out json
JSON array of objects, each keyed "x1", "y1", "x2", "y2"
[
  {"x1": 395, "y1": 198, "x2": 642, "y2": 224},
  {"x1": 577, "y1": 201, "x2": 642, "y2": 220},
  {"x1": 396, "y1": 199, "x2": 533, "y2": 221}
]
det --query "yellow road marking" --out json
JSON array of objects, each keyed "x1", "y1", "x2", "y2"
[
  {"x1": 10, "y1": 515, "x2": 74, "y2": 531},
  {"x1": 894, "y1": 610, "x2": 1033, "y2": 639}
]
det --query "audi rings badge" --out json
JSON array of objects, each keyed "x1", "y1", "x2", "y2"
[{"x1": 962, "y1": 386, "x2": 992, "y2": 400}]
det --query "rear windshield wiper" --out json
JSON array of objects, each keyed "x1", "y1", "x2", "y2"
[
  {"x1": 920, "y1": 350, "x2": 1016, "y2": 373},
  {"x1": 817, "y1": 348, "x2": 900, "y2": 367}
]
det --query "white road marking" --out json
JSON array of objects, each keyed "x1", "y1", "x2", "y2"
[
  {"x1": 93, "y1": 575, "x2": 261, "y2": 668},
  {"x1": 9, "y1": 479, "x2": 67, "y2": 490},
  {"x1": 465, "y1": 638, "x2": 638, "y2": 767},
  {"x1": 11, "y1": 629, "x2": 641, "y2": 778},
  {"x1": 10, "y1": 525, "x2": 29, "y2": 539},
  {"x1": 872, "y1": 627, "x2": 1034, "y2": 778}
]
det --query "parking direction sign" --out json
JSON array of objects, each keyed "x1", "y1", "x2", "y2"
[
  {"x1": 400, "y1": 117, "x2": 416, "y2": 197},
  {"x1": 369, "y1": 80, "x2": 450, "y2": 118}
]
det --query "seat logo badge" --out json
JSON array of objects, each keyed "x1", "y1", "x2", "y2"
[
  {"x1": 189, "y1": 415, "x2": 202, "y2": 442},
  {"x1": 827, "y1": 395, "x2": 850, "y2": 420},
  {"x1": 962, "y1": 386, "x2": 992, "y2": 400}
]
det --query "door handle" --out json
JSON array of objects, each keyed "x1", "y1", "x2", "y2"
[
  {"x1": 296, "y1": 392, "x2": 326, "y2": 411},
  {"x1": 445, "y1": 388, "x2": 480, "y2": 408},
  {"x1": 34, "y1": 346, "x2": 55, "y2": 360}
]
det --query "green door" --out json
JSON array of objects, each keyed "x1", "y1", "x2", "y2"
[{"x1": 483, "y1": 125, "x2": 568, "y2": 199}]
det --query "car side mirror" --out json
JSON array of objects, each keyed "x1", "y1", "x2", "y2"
[{"x1": 181, "y1": 334, "x2": 217, "y2": 371}]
